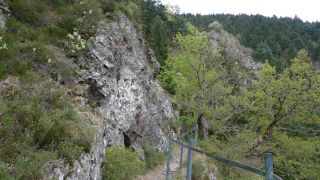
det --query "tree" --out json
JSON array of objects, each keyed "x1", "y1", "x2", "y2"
[
  {"x1": 246, "y1": 50, "x2": 320, "y2": 154},
  {"x1": 149, "y1": 16, "x2": 169, "y2": 65},
  {"x1": 159, "y1": 25, "x2": 223, "y2": 139}
]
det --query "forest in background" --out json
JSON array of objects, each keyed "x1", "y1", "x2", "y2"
[
  {"x1": 0, "y1": 0, "x2": 319, "y2": 179},
  {"x1": 182, "y1": 13, "x2": 320, "y2": 70}
]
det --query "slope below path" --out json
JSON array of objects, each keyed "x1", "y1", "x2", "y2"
[{"x1": 136, "y1": 146, "x2": 188, "y2": 180}]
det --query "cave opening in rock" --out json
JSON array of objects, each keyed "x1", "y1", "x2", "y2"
[{"x1": 123, "y1": 132, "x2": 131, "y2": 148}]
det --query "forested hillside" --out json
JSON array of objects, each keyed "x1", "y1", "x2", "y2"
[
  {"x1": 182, "y1": 13, "x2": 320, "y2": 70},
  {"x1": 0, "y1": 0, "x2": 319, "y2": 179}
]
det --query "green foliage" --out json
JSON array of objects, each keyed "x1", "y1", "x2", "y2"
[
  {"x1": 143, "y1": 143, "x2": 166, "y2": 170},
  {"x1": 149, "y1": 16, "x2": 169, "y2": 65},
  {"x1": 245, "y1": 50, "x2": 320, "y2": 138},
  {"x1": 7, "y1": 0, "x2": 47, "y2": 27},
  {"x1": 103, "y1": 146, "x2": 145, "y2": 180},
  {"x1": 123, "y1": 0, "x2": 186, "y2": 64},
  {"x1": 67, "y1": 31, "x2": 87, "y2": 57},
  {"x1": 192, "y1": 156, "x2": 218, "y2": 180},
  {"x1": 0, "y1": 0, "x2": 106, "y2": 78},
  {"x1": 159, "y1": 25, "x2": 227, "y2": 129},
  {"x1": 196, "y1": 50, "x2": 320, "y2": 179},
  {"x1": 100, "y1": 0, "x2": 117, "y2": 13},
  {"x1": 0, "y1": 161, "x2": 14, "y2": 180},
  {"x1": 183, "y1": 13, "x2": 320, "y2": 70},
  {"x1": 0, "y1": 72, "x2": 94, "y2": 178},
  {"x1": 118, "y1": 1, "x2": 140, "y2": 24},
  {"x1": 162, "y1": 22, "x2": 320, "y2": 178},
  {"x1": 265, "y1": 133, "x2": 320, "y2": 179},
  {"x1": 18, "y1": 42, "x2": 50, "y2": 62},
  {"x1": 168, "y1": 117, "x2": 182, "y2": 130},
  {"x1": 58, "y1": 141, "x2": 84, "y2": 164}
]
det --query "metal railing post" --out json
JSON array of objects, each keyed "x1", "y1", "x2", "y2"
[
  {"x1": 166, "y1": 132, "x2": 173, "y2": 180},
  {"x1": 179, "y1": 125, "x2": 184, "y2": 169},
  {"x1": 194, "y1": 124, "x2": 198, "y2": 146},
  {"x1": 264, "y1": 152, "x2": 273, "y2": 180},
  {"x1": 186, "y1": 134, "x2": 194, "y2": 180}
]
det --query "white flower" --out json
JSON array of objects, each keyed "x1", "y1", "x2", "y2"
[
  {"x1": 83, "y1": 11, "x2": 86, "y2": 15},
  {"x1": 33, "y1": 48, "x2": 37, "y2": 52},
  {"x1": 89, "y1": 10, "x2": 93, "y2": 15},
  {"x1": 0, "y1": 37, "x2": 2, "y2": 40},
  {"x1": 71, "y1": 50, "x2": 76, "y2": 53},
  {"x1": 47, "y1": 58, "x2": 52, "y2": 63}
]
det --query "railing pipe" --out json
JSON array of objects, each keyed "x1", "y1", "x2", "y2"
[
  {"x1": 165, "y1": 132, "x2": 173, "y2": 180},
  {"x1": 186, "y1": 135, "x2": 194, "y2": 180},
  {"x1": 179, "y1": 125, "x2": 184, "y2": 169},
  {"x1": 194, "y1": 124, "x2": 198, "y2": 146},
  {"x1": 264, "y1": 152, "x2": 273, "y2": 180}
]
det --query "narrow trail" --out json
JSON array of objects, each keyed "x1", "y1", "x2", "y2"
[{"x1": 136, "y1": 146, "x2": 188, "y2": 180}]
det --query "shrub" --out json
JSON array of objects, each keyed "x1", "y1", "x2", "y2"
[
  {"x1": 0, "y1": 72, "x2": 94, "y2": 177},
  {"x1": 14, "y1": 150, "x2": 57, "y2": 179},
  {"x1": 58, "y1": 141, "x2": 83, "y2": 164},
  {"x1": 192, "y1": 159, "x2": 217, "y2": 180},
  {"x1": 67, "y1": 31, "x2": 86, "y2": 57},
  {"x1": 100, "y1": 0, "x2": 117, "y2": 13},
  {"x1": 7, "y1": 0, "x2": 47, "y2": 27},
  {"x1": 57, "y1": 14, "x2": 78, "y2": 33},
  {"x1": 18, "y1": 42, "x2": 49, "y2": 62},
  {"x1": 0, "y1": 37, "x2": 8, "y2": 50},
  {"x1": 0, "y1": 161, "x2": 14, "y2": 180},
  {"x1": 118, "y1": 1, "x2": 140, "y2": 25},
  {"x1": 39, "y1": 25, "x2": 68, "y2": 46},
  {"x1": 143, "y1": 143, "x2": 166, "y2": 170},
  {"x1": 103, "y1": 146, "x2": 145, "y2": 180}
]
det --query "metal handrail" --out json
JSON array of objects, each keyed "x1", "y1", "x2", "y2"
[
  {"x1": 179, "y1": 126, "x2": 197, "y2": 138},
  {"x1": 169, "y1": 168, "x2": 176, "y2": 180},
  {"x1": 170, "y1": 138, "x2": 282, "y2": 180},
  {"x1": 166, "y1": 126, "x2": 283, "y2": 180}
]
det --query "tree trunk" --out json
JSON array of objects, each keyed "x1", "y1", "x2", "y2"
[
  {"x1": 197, "y1": 113, "x2": 208, "y2": 139},
  {"x1": 246, "y1": 118, "x2": 280, "y2": 157},
  {"x1": 197, "y1": 83, "x2": 208, "y2": 139}
]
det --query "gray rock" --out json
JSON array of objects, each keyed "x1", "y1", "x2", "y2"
[
  {"x1": 0, "y1": 0, "x2": 10, "y2": 29},
  {"x1": 48, "y1": 13, "x2": 174, "y2": 180},
  {"x1": 204, "y1": 22, "x2": 262, "y2": 84}
]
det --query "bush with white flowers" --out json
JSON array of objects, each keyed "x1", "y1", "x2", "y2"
[
  {"x1": 0, "y1": 37, "x2": 8, "y2": 50},
  {"x1": 67, "y1": 31, "x2": 86, "y2": 56}
]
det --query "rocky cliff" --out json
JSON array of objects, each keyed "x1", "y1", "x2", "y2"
[
  {"x1": 0, "y1": 0, "x2": 10, "y2": 29},
  {"x1": 204, "y1": 22, "x2": 261, "y2": 84},
  {"x1": 48, "y1": 13, "x2": 174, "y2": 180}
]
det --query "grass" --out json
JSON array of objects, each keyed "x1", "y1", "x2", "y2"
[{"x1": 0, "y1": 72, "x2": 94, "y2": 178}]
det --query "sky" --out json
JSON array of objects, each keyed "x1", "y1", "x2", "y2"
[{"x1": 161, "y1": 0, "x2": 320, "y2": 22}]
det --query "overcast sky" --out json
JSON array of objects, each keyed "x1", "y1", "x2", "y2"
[{"x1": 161, "y1": 0, "x2": 320, "y2": 22}]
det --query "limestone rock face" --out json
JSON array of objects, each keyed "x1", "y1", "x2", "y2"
[
  {"x1": 0, "y1": 0, "x2": 10, "y2": 29},
  {"x1": 49, "y1": 13, "x2": 174, "y2": 180},
  {"x1": 206, "y1": 21, "x2": 261, "y2": 72},
  {"x1": 83, "y1": 13, "x2": 173, "y2": 151},
  {"x1": 204, "y1": 21, "x2": 261, "y2": 84}
]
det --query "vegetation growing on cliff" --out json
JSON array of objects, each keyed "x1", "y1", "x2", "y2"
[
  {"x1": 1, "y1": 0, "x2": 320, "y2": 179},
  {"x1": 0, "y1": 0, "x2": 103, "y2": 178}
]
